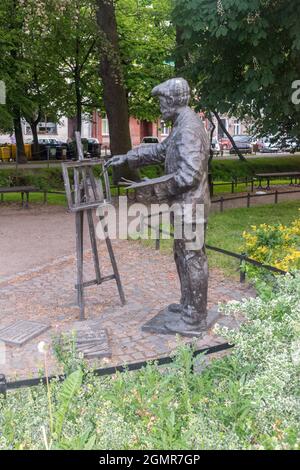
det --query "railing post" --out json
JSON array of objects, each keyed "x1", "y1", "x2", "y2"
[
  {"x1": 240, "y1": 253, "x2": 246, "y2": 284},
  {"x1": 155, "y1": 227, "x2": 160, "y2": 250},
  {"x1": 0, "y1": 374, "x2": 7, "y2": 398},
  {"x1": 231, "y1": 181, "x2": 234, "y2": 194},
  {"x1": 155, "y1": 212, "x2": 161, "y2": 250},
  {"x1": 208, "y1": 173, "x2": 213, "y2": 197}
]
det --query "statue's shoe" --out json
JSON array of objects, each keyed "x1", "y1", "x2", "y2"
[{"x1": 167, "y1": 303, "x2": 184, "y2": 314}]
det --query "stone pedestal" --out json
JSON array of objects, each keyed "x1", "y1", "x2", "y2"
[{"x1": 142, "y1": 306, "x2": 220, "y2": 338}]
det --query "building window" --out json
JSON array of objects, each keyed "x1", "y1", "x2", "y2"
[
  {"x1": 161, "y1": 120, "x2": 171, "y2": 136},
  {"x1": 102, "y1": 115, "x2": 109, "y2": 136},
  {"x1": 233, "y1": 120, "x2": 241, "y2": 135}
]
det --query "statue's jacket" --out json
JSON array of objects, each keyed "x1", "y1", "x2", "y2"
[{"x1": 126, "y1": 106, "x2": 211, "y2": 224}]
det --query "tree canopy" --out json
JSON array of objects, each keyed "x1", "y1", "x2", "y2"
[
  {"x1": 173, "y1": 0, "x2": 300, "y2": 141},
  {"x1": 117, "y1": 0, "x2": 174, "y2": 122},
  {"x1": 0, "y1": 0, "x2": 175, "y2": 160}
]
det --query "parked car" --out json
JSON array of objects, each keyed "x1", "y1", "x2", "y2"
[
  {"x1": 141, "y1": 136, "x2": 160, "y2": 145},
  {"x1": 38, "y1": 138, "x2": 61, "y2": 146},
  {"x1": 211, "y1": 137, "x2": 221, "y2": 155},
  {"x1": 259, "y1": 138, "x2": 280, "y2": 153},
  {"x1": 87, "y1": 138, "x2": 100, "y2": 145},
  {"x1": 229, "y1": 135, "x2": 253, "y2": 154},
  {"x1": 219, "y1": 137, "x2": 232, "y2": 150},
  {"x1": 280, "y1": 139, "x2": 300, "y2": 154}
]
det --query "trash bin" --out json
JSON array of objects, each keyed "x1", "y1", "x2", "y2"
[
  {"x1": 61, "y1": 146, "x2": 67, "y2": 160},
  {"x1": 88, "y1": 142, "x2": 101, "y2": 158},
  {"x1": 11, "y1": 144, "x2": 17, "y2": 161},
  {"x1": 24, "y1": 144, "x2": 32, "y2": 160},
  {"x1": 48, "y1": 146, "x2": 57, "y2": 159},
  {"x1": 0, "y1": 146, "x2": 11, "y2": 162}
]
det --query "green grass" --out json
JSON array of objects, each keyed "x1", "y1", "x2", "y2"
[{"x1": 137, "y1": 200, "x2": 300, "y2": 278}]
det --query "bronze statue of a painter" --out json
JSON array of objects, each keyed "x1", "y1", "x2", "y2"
[{"x1": 106, "y1": 78, "x2": 210, "y2": 336}]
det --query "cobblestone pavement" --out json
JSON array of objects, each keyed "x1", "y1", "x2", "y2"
[{"x1": 0, "y1": 237, "x2": 255, "y2": 380}]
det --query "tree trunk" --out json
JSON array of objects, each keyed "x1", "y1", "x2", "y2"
[
  {"x1": 96, "y1": 0, "x2": 139, "y2": 183},
  {"x1": 75, "y1": 71, "x2": 82, "y2": 133},
  {"x1": 175, "y1": 26, "x2": 185, "y2": 74},
  {"x1": 13, "y1": 108, "x2": 26, "y2": 163},
  {"x1": 30, "y1": 121, "x2": 39, "y2": 160},
  {"x1": 213, "y1": 111, "x2": 247, "y2": 161},
  {"x1": 206, "y1": 113, "x2": 216, "y2": 164}
]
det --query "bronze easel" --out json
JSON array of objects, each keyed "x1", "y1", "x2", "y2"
[{"x1": 62, "y1": 132, "x2": 125, "y2": 320}]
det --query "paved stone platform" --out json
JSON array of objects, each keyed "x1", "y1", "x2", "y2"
[{"x1": 0, "y1": 239, "x2": 254, "y2": 380}]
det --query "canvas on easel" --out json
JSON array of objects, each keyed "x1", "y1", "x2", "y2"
[{"x1": 61, "y1": 132, "x2": 125, "y2": 321}]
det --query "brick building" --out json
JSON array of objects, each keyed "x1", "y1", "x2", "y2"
[{"x1": 0, "y1": 111, "x2": 248, "y2": 147}]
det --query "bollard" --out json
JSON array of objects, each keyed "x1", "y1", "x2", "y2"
[
  {"x1": 0, "y1": 374, "x2": 7, "y2": 398},
  {"x1": 275, "y1": 190, "x2": 278, "y2": 204},
  {"x1": 220, "y1": 196, "x2": 224, "y2": 213},
  {"x1": 247, "y1": 193, "x2": 251, "y2": 208}
]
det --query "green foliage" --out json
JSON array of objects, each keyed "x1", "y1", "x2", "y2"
[
  {"x1": 55, "y1": 369, "x2": 83, "y2": 440},
  {"x1": 1, "y1": 273, "x2": 300, "y2": 449},
  {"x1": 173, "y1": 0, "x2": 300, "y2": 141},
  {"x1": 52, "y1": 332, "x2": 88, "y2": 376},
  {"x1": 242, "y1": 217, "x2": 300, "y2": 283},
  {"x1": 210, "y1": 156, "x2": 300, "y2": 180},
  {"x1": 0, "y1": 0, "x2": 175, "y2": 136},
  {"x1": 117, "y1": 0, "x2": 175, "y2": 121},
  {"x1": 45, "y1": 0, "x2": 102, "y2": 122},
  {"x1": 0, "y1": 168, "x2": 65, "y2": 191}
]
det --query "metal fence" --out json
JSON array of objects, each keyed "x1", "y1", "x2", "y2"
[
  {"x1": 213, "y1": 189, "x2": 300, "y2": 213},
  {"x1": 0, "y1": 342, "x2": 233, "y2": 398},
  {"x1": 147, "y1": 215, "x2": 288, "y2": 283}
]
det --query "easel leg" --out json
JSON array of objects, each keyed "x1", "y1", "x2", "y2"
[
  {"x1": 87, "y1": 209, "x2": 101, "y2": 283},
  {"x1": 76, "y1": 211, "x2": 85, "y2": 320},
  {"x1": 100, "y1": 216, "x2": 126, "y2": 306}
]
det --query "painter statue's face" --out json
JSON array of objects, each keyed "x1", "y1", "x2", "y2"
[{"x1": 158, "y1": 95, "x2": 177, "y2": 122}]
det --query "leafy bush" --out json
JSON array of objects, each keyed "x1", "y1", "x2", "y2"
[
  {"x1": 0, "y1": 274, "x2": 299, "y2": 450},
  {"x1": 242, "y1": 216, "x2": 300, "y2": 279},
  {"x1": 1, "y1": 156, "x2": 300, "y2": 192},
  {"x1": 0, "y1": 168, "x2": 65, "y2": 191},
  {"x1": 210, "y1": 156, "x2": 300, "y2": 181}
]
